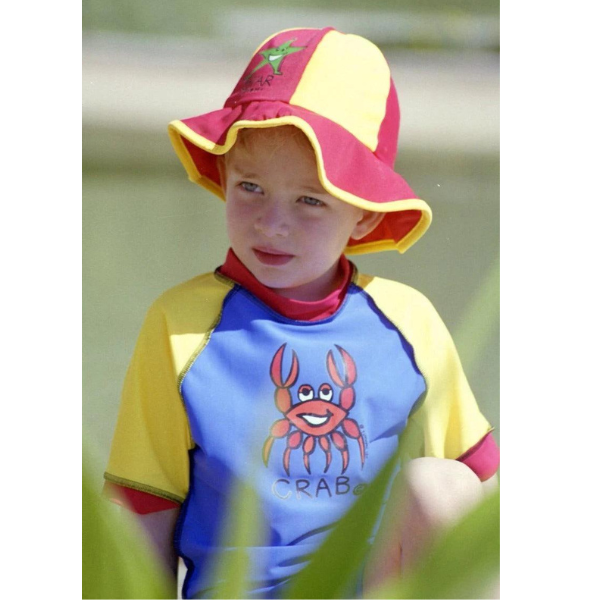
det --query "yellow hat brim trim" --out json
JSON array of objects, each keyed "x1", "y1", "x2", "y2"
[{"x1": 168, "y1": 117, "x2": 432, "y2": 253}]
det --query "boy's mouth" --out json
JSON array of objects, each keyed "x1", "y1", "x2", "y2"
[{"x1": 253, "y1": 247, "x2": 294, "y2": 266}]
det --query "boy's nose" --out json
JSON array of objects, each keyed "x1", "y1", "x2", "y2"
[{"x1": 255, "y1": 204, "x2": 289, "y2": 237}]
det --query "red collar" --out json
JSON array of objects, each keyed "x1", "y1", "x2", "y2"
[{"x1": 218, "y1": 249, "x2": 353, "y2": 321}]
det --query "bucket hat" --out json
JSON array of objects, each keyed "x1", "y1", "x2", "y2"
[{"x1": 168, "y1": 27, "x2": 432, "y2": 254}]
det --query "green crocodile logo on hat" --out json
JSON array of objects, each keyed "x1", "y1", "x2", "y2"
[{"x1": 246, "y1": 39, "x2": 306, "y2": 78}]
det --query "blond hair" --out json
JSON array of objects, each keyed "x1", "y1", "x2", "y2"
[{"x1": 217, "y1": 125, "x2": 315, "y2": 180}]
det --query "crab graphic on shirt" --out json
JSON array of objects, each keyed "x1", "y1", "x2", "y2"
[
  {"x1": 247, "y1": 39, "x2": 306, "y2": 77},
  {"x1": 263, "y1": 344, "x2": 366, "y2": 476}
]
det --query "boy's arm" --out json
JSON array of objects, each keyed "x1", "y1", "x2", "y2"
[
  {"x1": 482, "y1": 472, "x2": 499, "y2": 494},
  {"x1": 137, "y1": 508, "x2": 181, "y2": 592},
  {"x1": 105, "y1": 482, "x2": 181, "y2": 593}
]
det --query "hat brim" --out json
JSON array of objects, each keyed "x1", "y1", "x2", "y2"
[{"x1": 168, "y1": 101, "x2": 431, "y2": 254}]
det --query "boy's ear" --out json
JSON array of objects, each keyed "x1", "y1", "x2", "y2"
[{"x1": 350, "y1": 210, "x2": 385, "y2": 241}]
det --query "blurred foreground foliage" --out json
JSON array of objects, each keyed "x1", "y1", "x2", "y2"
[
  {"x1": 82, "y1": 454, "x2": 171, "y2": 599},
  {"x1": 83, "y1": 445, "x2": 498, "y2": 599}
]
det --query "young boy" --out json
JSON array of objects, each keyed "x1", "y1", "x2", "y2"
[{"x1": 104, "y1": 27, "x2": 499, "y2": 598}]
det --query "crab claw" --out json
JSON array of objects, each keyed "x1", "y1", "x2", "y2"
[
  {"x1": 327, "y1": 346, "x2": 357, "y2": 410},
  {"x1": 270, "y1": 344, "x2": 300, "y2": 412},
  {"x1": 271, "y1": 344, "x2": 300, "y2": 387},
  {"x1": 326, "y1": 345, "x2": 357, "y2": 387}
]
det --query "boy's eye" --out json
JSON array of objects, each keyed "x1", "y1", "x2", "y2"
[
  {"x1": 240, "y1": 182, "x2": 262, "y2": 193},
  {"x1": 299, "y1": 196, "x2": 325, "y2": 207}
]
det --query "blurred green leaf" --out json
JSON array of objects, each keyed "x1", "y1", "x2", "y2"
[
  {"x1": 453, "y1": 255, "x2": 500, "y2": 375},
  {"x1": 82, "y1": 454, "x2": 171, "y2": 599},
  {"x1": 210, "y1": 478, "x2": 266, "y2": 599},
  {"x1": 369, "y1": 489, "x2": 500, "y2": 599},
  {"x1": 203, "y1": 441, "x2": 500, "y2": 600},
  {"x1": 285, "y1": 449, "x2": 402, "y2": 599}
]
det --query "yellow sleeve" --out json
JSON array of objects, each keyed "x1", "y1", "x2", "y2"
[
  {"x1": 104, "y1": 273, "x2": 234, "y2": 503},
  {"x1": 357, "y1": 274, "x2": 493, "y2": 461}
]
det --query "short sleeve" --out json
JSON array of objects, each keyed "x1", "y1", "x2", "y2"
[
  {"x1": 402, "y1": 300, "x2": 495, "y2": 467},
  {"x1": 357, "y1": 274, "x2": 498, "y2": 479},
  {"x1": 104, "y1": 299, "x2": 194, "y2": 504}
]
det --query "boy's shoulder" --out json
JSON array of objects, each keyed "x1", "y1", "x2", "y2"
[
  {"x1": 354, "y1": 272, "x2": 437, "y2": 315},
  {"x1": 135, "y1": 272, "x2": 236, "y2": 375},
  {"x1": 353, "y1": 271, "x2": 451, "y2": 343},
  {"x1": 144, "y1": 271, "x2": 234, "y2": 328},
  {"x1": 154, "y1": 270, "x2": 232, "y2": 307},
  {"x1": 354, "y1": 273, "x2": 465, "y2": 395}
]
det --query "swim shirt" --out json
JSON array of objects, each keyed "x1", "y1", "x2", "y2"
[{"x1": 105, "y1": 251, "x2": 498, "y2": 597}]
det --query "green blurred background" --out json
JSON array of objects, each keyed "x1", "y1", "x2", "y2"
[{"x1": 83, "y1": 0, "x2": 499, "y2": 479}]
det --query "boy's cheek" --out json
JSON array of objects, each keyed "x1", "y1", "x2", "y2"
[
  {"x1": 226, "y1": 203, "x2": 261, "y2": 247},
  {"x1": 227, "y1": 201, "x2": 255, "y2": 228}
]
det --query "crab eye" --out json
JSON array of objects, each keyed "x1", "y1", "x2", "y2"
[
  {"x1": 298, "y1": 384, "x2": 314, "y2": 402},
  {"x1": 318, "y1": 383, "x2": 333, "y2": 401}
]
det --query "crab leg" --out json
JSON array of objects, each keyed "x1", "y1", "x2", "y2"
[
  {"x1": 342, "y1": 418, "x2": 365, "y2": 467},
  {"x1": 262, "y1": 419, "x2": 291, "y2": 466},
  {"x1": 319, "y1": 436, "x2": 332, "y2": 472},
  {"x1": 303, "y1": 436, "x2": 316, "y2": 474},
  {"x1": 331, "y1": 431, "x2": 349, "y2": 474},
  {"x1": 283, "y1": 430, "x2": 303, "y2": 476}
]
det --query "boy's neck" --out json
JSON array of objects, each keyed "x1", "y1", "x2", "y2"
[{"x1": 218, "y1": 249, "x2": 353, "y2": 321}]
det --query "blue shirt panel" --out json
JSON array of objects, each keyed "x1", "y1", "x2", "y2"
[{"x1": 177, "y1": 283, "x2": 425, "y2": 598}]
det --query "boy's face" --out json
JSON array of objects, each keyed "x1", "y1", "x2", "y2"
[{"x1": 220, "y1": 128, "x2": 382, "y2": 301}]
